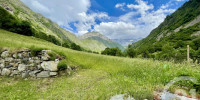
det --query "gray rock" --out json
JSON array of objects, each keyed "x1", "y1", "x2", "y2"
[
  {"x1": 0, "y1": 59, "x2": 5, "y2": 63},
  {"x1": 22, "y1": 72, "x2": 29, "y2": 78},
  {"x1": 41, "y1": 61, "x2": 58, "y2": 71},
  {"x1": 37, "y1": 65, "x2": 42, "y2": 70},
  {"x1": 1, "y1": 51, "x2": 9, "y2": 58},
  {"x1": 36, "y1": 71, "x2": 50, "y2": 78},
  {"x1": 41, "y1": 50, "x2": 50, "y2": 61},
  {"x1": 29, "y1": 70, "x2": 40, "y2": 77},
  {"x1": 41, "y1": 55, "x2": 50, "y2": 61},
  {"x1": 10, "y1": 70, "x2": 19, "y2": 76},
  {"x1": 1, "y1": 68, "x2": 11, "y2": 76},
  {"x1": 34, "y1": 60, "x2": 41, "y2": 64},
  {"x1": 55, "y1": 59, "x2": 59, "y2": 63},
  {"x1": 0, "y1": 63, "x2": 5, "y2": 69},
  {"x1": 5, "y1": 65, "x2": 12, "y2": 68},
  {"x1": 17, "y1": 53, "x2": 22, "y2": 58},
  {"x1": 50, "y1": 72, "x2": 58, "y2": 76},
  {"x1": 12, "y1": 54, "x2": 17, "y2": 58},
  {"x1": 5, "y1": 57, "x2": 13, "y2": 62},
  {"x1": 18, "y1": 64, "x2": 26, "y2": 72}
]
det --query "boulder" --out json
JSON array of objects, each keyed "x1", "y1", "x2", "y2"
[
  {"x1": 1, "y1": 51, "x2": 9, "y2": 58},
  {"x1": 22, "y1": 71, "x2": 29, "y2": 78},
  {"x1": 41, "y1": 61, "x2": 58, "y2": 71},
  {"x1": 1, "y1": 68, "x2": 11, "y2": 76},
  {"x1": 36, "y1": 71, "x2": 50, "y2": 78},
  {"x1": 0, "y1": 63, "x2": 5, "y2": 69},
  {"x1": 18, "y1": 64, "x2": 26, "y2": 72},
  {"x1": 17, "y1": 53, "x2": 23, "y2": 58},
  {"x1": 12, "y1": 54, "x2": 17, "y2": 58},
  {"x1": 5, "y1": 57, "x2": 13, "y2": 62},
  {"x1": 41, "y1": 50, "x2": 50, "y2": 61},
  {"x1": 41, "y1": 55, "x2": 50, "y2": 61},
  {"x1": 50, "y1": 72, "x2": 58, "y2": 76},
  {"x1": 5, "y1": 64, "x2": 12, "y2": 68},
  {"x1": 10, "y1": 70, "x2": 20, "y2": 76},
  {"x1": 29, "y1": 70, "x2": 40, "y2": 77}
]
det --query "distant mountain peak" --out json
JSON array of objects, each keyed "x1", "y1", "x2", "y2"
[{"x1": 79, "y1": 32, "x2": 112, "y2": 42}]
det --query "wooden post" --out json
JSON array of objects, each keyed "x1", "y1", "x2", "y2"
[{"x1": 187, "y1": 45, "x2": 190, "y2": 63}]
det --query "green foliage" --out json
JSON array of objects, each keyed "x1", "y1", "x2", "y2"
[
  {"x1": 29, "y1": 46, "x2": 43, "y2": 56},
  {"x1": 0, "y1": 7, "x2": 33, "y2": 36},
  {"x1": 101, "y1": 47, "x2": 123, "y2": 56},
  {"x1": 57, "y1": 60, "x2": 67, "y2": 71},
  {"x1": 70, "y1": 43, "x2": 82, "y2": 51},
  {"x1": 48, "y1": 52, "x2": 57, "y2": 61},
  {"x1": 126, "y1": 46, "x2": 137, "y2": 58},
  {"x1": 63, "y1": 42, "x2": 70, "y2": 48}
]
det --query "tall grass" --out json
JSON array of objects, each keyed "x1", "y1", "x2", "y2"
[{"x1": 0, "y1": 29, "x2": 200, "y2": 99}]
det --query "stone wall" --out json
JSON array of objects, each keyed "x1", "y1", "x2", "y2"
[{"x1": 0, "y1": 49, "x2": 62, "y2": 78}]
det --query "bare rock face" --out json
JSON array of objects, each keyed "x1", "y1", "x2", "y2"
[
  {"x1": 37, "y1": 71, "x2": 50, "y2": 78},
  {"x1": 1, "y1": 68, "x2": 11, "y2": 76},
  {"x1": 41, "y1": 61, "x2": 58, "y2": 71}
]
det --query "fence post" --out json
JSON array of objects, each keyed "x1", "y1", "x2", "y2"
[{"x1": 187, "y1": 45, "x2": 190, "y2": 63}]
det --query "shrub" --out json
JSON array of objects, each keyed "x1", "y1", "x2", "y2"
[
  {"x1": 57, "y1": 60, "x2": 67, "y2": 71},
  {"x1": 29, "y1": 46, "x2": 43, "y2": 56},
  {"x1": 48, "y1": 52, "x2": 57, "y2": 60},
  {"x1": 70, "y1": 43, "x2": 82, "y2": 51}
]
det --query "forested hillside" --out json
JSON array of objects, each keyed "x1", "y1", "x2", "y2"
[
  {"x1": 0, "y1": 0, "x2": 123, "y2": 52},
  {"x1": 129, "y1": 0, "x2": 200, "y2": 62}
]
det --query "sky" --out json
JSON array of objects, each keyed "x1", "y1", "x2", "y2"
[{"x1": 20, "y1": 0, "x2": 188, "y2": 40}]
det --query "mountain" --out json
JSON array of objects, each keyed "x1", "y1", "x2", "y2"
[
  {"x1": 112, "y1": 38, "x2": 143, "y2": 46},
  {"x1": 0, "y1": 0, "x2": 123, "y2": 52},
  {"x1": 80, "y1": 32, "x2": 125, "y2": 51},
  {"x1": 131, "y1": 0, "x2": 200, "y2": 61}
]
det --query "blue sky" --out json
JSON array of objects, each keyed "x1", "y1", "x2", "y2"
[{"x1": 21, "y1": 0, "x2": 188, "y2": 40}]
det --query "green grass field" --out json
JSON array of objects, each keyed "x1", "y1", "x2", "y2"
[{"x1": 0, "y1": 29, "x2": 200, "y2": 99}]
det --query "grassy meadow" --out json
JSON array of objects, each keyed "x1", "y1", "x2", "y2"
[{"x1": 0, "y1": 29, "x2": 200, "y2": 99}]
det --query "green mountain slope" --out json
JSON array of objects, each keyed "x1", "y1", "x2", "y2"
[
  {"x1": 131, "y1": 0, "x2": 200, "y2": 61},
  {"x1": 0, "y1": 29, "x2": 199, "y2": 99},
  {"x1": 0, "y1": 0, "x2": 120, "y2": 52},
  {"x1": 80, "y1": 32, "x2": 125, "y2": 51}
]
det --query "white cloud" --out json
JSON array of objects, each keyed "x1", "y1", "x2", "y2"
[
  {"x1": 176, "y1": 0, "x2": 185, "y2": 1},
  {"x1": 115, "y1": 3, "x2": 126, "y2": 11},
  {"x1": 115, "y1": 3, "x2": 125, "y2": 8},
  {"x1": 74, "y1": 12, "x2": 109, "y2": 35},
  {"x1": 21, "y1": 0, "x2": 105, "y2": 34},
  {"x1": 127, "y1": 0, "x2": 154, "y2": 15},
  {"x1": 94, "y1": 0, "x2": 176, "y2": 39},
  {"x1": 20, "y1": 0, "x2": 179, "y2": 42},
  {"x1": 94, "y1": 22, "x2": 136, "y2": 39},
  {"x1": 30, "y1": 0, "x2": 51, "y2": 13}
]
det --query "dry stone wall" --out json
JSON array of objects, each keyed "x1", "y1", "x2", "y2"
[{"x1": 0, "y1": 49, "x2": 61, "y2": 78}]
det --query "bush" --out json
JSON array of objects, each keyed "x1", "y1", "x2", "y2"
[
  {"x1": 70, "y1": 43, "x2": 82, "y2": 51},
  {"x1": 29, "y1": 46, "x2": 43, "y2": 56},
  {"x1": 0, "y1": 7, "x2": 34, "y2": 36},
  {"x1": 57, "y1": 60, "x2": 67, "y2": 71},
  {"x1": 101, "y1": 47, "x2": 123, "y2": 56},
  {"x1": 48, "y1": 52, "x2": 57, "y2": 60}
]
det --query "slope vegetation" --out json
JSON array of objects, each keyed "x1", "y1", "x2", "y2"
[
  {"x1": 0, "y1": 29, "x2": 200, "y2": 99},
  {"x1": 0, "y1": 0, "x2": 123, "y2": 52},
  {"x1": 131, "y1": 0, "x2": 200, "y2": 62}
]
